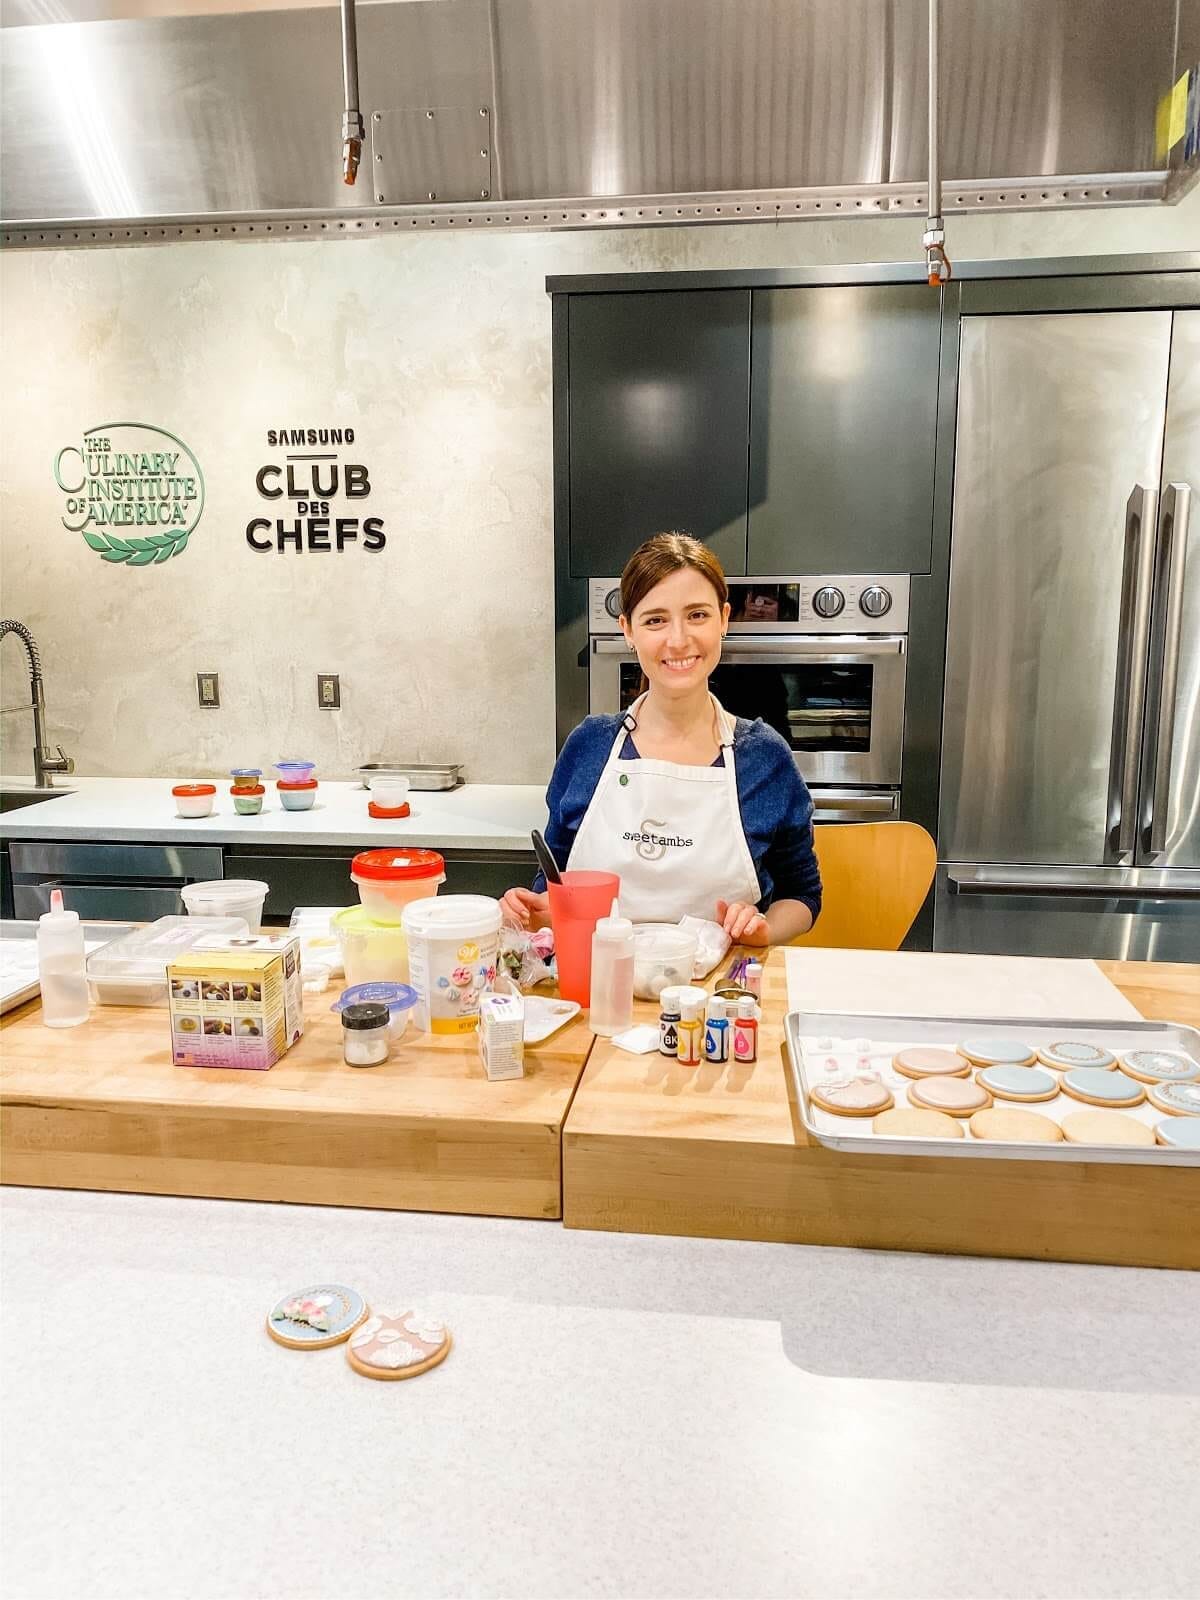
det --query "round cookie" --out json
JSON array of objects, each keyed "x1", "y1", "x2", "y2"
[
  {"x1": 1060, "y1": 1067, "x2": 1145, "y2": 1108},
  {"x1": 893, "y1": 1047, "x2": 970, "y2": 1080},
  {"x1": 872, "y1": 1106, "x2": 964, "y2": 1139},
  {"x1": 907, "y1": 1075, "x2": 993, "y2": 1117},
  {"x1": 267, "y1": 1284, "x2": 369, "y2": 1350},
  {"x1": 1146, "y1": 1081, "x2": 1200, "y2": 1118},
  {"x1": 1036, "y1": 1040, "x2": 1116, "y2": 1071},
  {"x1": 1120, "y1": 1050, "x2": 1199, "y2": 1086},
  {"x1": 957, "y1": 1036, "x2": 1036, "y2": 1068},
  {"x1": 1061, "y1": 1111, "x2": 1155, "y2": 1147},
  {"x1": 809, "y1": 1077, "x2": 894, "y2": 1117},
  {"x1": 346, "y1": 1310, "x2": 452, "y2": 1381},
  {"x1": 975, "y1": 1064, "x2": 1059, "y2": 1103},
  {"x1": 968, "y1": 1107, "x2": 1063, "y2": 1144},
  {"x1": 1154, "y1": 1117, "x2": 1200, "y2": 1150}
]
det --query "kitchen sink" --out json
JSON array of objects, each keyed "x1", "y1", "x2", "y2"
[{"x1": 0, "y1": 786, "x2": 75, "y2": 813}]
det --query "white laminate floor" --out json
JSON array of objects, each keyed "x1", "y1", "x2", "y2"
[{"x1": 2, "y1": 1186, "x2": 1197, "y2": 1600}]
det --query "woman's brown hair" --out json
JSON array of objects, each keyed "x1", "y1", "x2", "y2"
[{"x1": 619, "y1": 532, "x2": 729, "y2": 620}]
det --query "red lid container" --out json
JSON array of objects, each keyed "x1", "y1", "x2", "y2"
[
  {"x1": 276, "y1": 778, "x2": 318, "y2": 791},
  {"x1": 367, "y1": 800, "x2": 412, "y2": 819},
  {"x1": 172, "y1": 783, "x2": 216, "y2": 797},
  {"x1": 352, "y1": 848, "x2": 444, "y2": 880}
]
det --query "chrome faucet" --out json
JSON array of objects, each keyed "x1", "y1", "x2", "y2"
[{"x1": 0, "y1": 620, "x2": 74, "y2": 788}]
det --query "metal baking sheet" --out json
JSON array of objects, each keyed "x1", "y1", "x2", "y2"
[
  {"x1": 0, "y1": 920, "x2": 133, "y2": 1013},
  {"x1": 358, "y1": 762, "x2": 462, "y2": 791},
  {"x1": 785, "y1": 1010, "x2": 1200, "y2": 1167}
]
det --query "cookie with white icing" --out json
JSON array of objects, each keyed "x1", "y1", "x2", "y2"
[
  {"x1": 267, "y1": 1284, "x2": 369, "y2": 1350},
  {"x1": 892, "y1": 1047, "x2": 970, "y2": 1080},
  {"x1": 907, "y1": 1076, "x2": 992, "y2": 1116},
  {"x1": 346, "y1": 1309, "x2": 452, "y2": 1381},
  {"x1": 1146, "y1": 1081, "x2": 1200, "y2": 1118},
  {"x1": 809, "y1": 1076, "x2": 894, "y2": 1117},
  {"x1": 1120, "y1": 1050, "x2": 1200, "y2": 1086},
  {"x1": 1035, "y1": 1040, "x2": 1116, "y2": 1071}
]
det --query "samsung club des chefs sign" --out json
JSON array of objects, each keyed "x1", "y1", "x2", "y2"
[{"x1": 247, "y1": 426, "x2": 385, "y2": 554}]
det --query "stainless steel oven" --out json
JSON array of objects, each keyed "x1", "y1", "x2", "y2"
[{"x1": 588, "y1": 574, "x2": 909, "y2": 819}]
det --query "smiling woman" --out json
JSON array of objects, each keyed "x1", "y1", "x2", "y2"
[{"x1": 501, "y1": 533, "x2": 822, "y2": 944}]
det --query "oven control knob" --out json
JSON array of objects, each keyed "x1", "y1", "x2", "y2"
[
  {"x1": 860, "y1": 585, "x2": 892, "y2": 618},
  {"x1": 812, "y1": 585, "x2": 845, "y2": 619},
  {"x1": 604, "y1": 587, "x2": 622, "y2": 619}
]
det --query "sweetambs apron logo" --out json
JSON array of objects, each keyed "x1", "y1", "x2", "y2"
[{"x1": 624, "y1": 818, "x2": 694, "y2": 861}]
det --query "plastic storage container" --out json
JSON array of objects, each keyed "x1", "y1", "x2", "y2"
[
  {"x1": 38, "y1": 889, "x2": 90, "y2": 1027},
  {"x1": 547, "y1": 870, "x2": 620, "y2": 1006},
  {"x1": 181, "y1": 878, "x2": 269, "y2": 930},
  {"x1": 332, "y1": 906, "x2": 410, "y2": 986},
  {"x1": 341, "y1": 1001, "x2": 391, "y2": 1066},
  {"x1": 277, "y1": 779, "x2": 317, "y2": 811},
  {"x1": 401, "y1": 894, "x2": 502, "y2": 1034},
  {"x1": 274, "y1": 760, "x2": 316, "y2": 782},
  {"x1": 332, "y1": 981, "x2": 418, "y2": 1041},
  {"x1": 172, "y1": 783, "x2": 216, "y2": 818},
  {"x1": 232, "y1": 784, "x2": 265, "y2": 815},
  {"x1": 632, "y1": 923, "x2": 699, "y2": 1000},
  {"x1": 350, "y1": 849, "x2": 445, "y2": 923},
  {"x1": 87, "y1": 914, "x2": 249, "y2": 1006},
  {"x1": 589, "y1": 899, "x2": 635, "y2": 1036}
]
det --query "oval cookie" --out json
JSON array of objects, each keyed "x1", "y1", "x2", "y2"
[
  {"x1": 1036, "y1": 1040, "x2": 1115, "y2": 1071},
  {"x1": 1120, "y1": 1050, "x2": 1199, "y2": 1085},
  {"x1": 907, "y1": 1076, "x2": 992, "y2": 1116},
  {"x1": 267, "y1": 1284, "x2": 369, "y2": 1350},
  {"x1": 1154, "y1": 1117, "x2": 1200, "y2": 1150},
  {"x1": 872, "y1": 1106, "x2": 964, "y2": 1139},
  {"x1": 957, "y1": 1036, "x2": 1036, "y2": 1068},
  {"x1": 1060, "y1": 1067, "x2": 1144, "y2": 1108},
  {"x1": 975, "y1": 1064, "x2": 1059, "y2": 1103},
  {"x1": 1061, "y1": 1111, "x2": 1155, "y2": 1147},
  {"x1": 893, "y1": 1047, "x2": 970, "y2": 1080},
  {"x1": 809, "y1": 1077, "x2": 894, "y2": 1117},
  {"x1": 346, "y1": 1310, "x2": 452, "y2": 1381},
  {"x1": 968, "y1": 1107, "x2": 1063, "y2": 1144},
  {"x1": 1146, "y1": 1081, "x2": 1200, "y2": 1118}
]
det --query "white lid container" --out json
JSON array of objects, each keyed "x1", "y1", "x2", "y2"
[
  {"x1": 87, "y1": 914, "x2": 249, "y2": 1006},
  {"x1": 632, "y1": 923, "x2": 699, "y2": 999},
  {"x1": 181, "y1": 879, "x2": 269, "y2": 930},
  {"x1": 400, "y1": 894, "x2": 502, "y2": 1035}
]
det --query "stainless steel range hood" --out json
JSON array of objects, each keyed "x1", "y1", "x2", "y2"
[{"x1": 1, "y1": 0, "x2": 1195, "y2": 247}]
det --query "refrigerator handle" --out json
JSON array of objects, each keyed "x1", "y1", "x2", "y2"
[
  {"x1": 1139, "y1": 482, "x2": 1192, "y2": 858},
  {"x1": 1105, "y1": 484, "x2": 1157, "y2": 863}
]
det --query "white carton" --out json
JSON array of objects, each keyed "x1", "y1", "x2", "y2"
[{"x1": 479, "y1": 987, "x2": 525, "y2": 1081}]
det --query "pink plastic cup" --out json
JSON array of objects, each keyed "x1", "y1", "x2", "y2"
[{"x1": 548, "y1": 870, "x2": 620, "y2": 1006}]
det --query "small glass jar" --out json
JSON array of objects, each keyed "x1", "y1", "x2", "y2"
[{"x1": 341, "y1": 1001, "x2": 391, "y2": 1067}]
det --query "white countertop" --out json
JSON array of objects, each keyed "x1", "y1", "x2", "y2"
[
  {"x1": 3, "y1": 1186, "x2": 1197, "y2": 1599},
  {"x1": 0, "y1": 776, "x2": 546, "y2": 852}
]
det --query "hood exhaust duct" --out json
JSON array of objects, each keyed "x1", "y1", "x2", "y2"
[{"x1": 0, "y1": 0, "x2": 1195, "y2": 249}]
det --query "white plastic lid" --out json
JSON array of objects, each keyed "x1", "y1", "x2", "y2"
[
  {"x1": 738, "y1": 996, "x2": 758, "y2": 1019},
  {"x1": 658, "y1": 986, "x2": 683, "y2": 1012},
  {"x1": 181, "y1": 878, "x2": 269, "y2": 904},
  {"x1": 677, "y1": 985, "x2": 709, "y2": 1010},
  {"x1": 707, "y1": 996, "x2": 725, "y2": 1019},
  {"x1": 594, "y1": 898, "x2": 633, "y2": 941},
  {"x1": 680, "y1": 997, "x2": 702, "y2": 1020},
  {"x1": 400, "y1": 894, "x2": 502, "y2": 939},
  {"x1": 86, "y1": 915, "x2": 249, "y2": 983}
]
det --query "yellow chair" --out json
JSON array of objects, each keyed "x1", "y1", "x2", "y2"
[{"x1": 791, "y1": 821, "x2": 937, "y2": 951}]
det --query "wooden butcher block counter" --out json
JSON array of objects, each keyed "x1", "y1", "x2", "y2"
[{"x1": 562, "y1": 955, "x2": 1200, "y2": 1269}]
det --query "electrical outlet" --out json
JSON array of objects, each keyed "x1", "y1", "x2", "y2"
[
  {"x1": 197, "y1": 672, "x2": 220, "y2": 708},
  {"x1": 317, "y1": 673, "x2": 341, "y2": 709}
]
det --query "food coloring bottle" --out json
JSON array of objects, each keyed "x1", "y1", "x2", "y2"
[
  {"x1": 676, "y1": 996, "x2": 703, "y2": 1066},
  {"x1": 733, "y1": 996, "x2": 759, "y2": 1063},
  {"x1": 744, "y1": 959, "x2": 763, "y2": 1000},
  {"x1": 704, "y1": 996, "x2": 729, "y2": 1063},
  {"x1": 658, "y1": 986, "x2": 682, "y2": 1057}
]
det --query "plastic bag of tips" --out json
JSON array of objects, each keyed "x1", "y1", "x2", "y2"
[{"x1": 498, "y1": 925, "x2": 555, "y2": 991}]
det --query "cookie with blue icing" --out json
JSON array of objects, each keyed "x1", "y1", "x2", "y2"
[
  {"x1": 1120, "y1": 1050, "x2": 1200, "y2": 1086},
  {"x1": 1036, "y1": 1040, "x2": 1116, "y2": 1071},
  {"x1": 1154, "y1": 1116, "x2": 1200, "y2": 1150},
  {"x1": 1146, "y1": 1080, "x2": 1200, "y2": 1118},
  {"x1": 1060, "y1": 1068, "x2": 1145, "y2": 1108},
  {"x1": 956, "y1": 1036, "x2": 1036, "y2": 1068},
  {"x1": 975, "y1": 1064, "x2": 1059, "y2": 1103},
  {"x1": 267, "y1": 1284, "x2": 369, "y2": 1350}
]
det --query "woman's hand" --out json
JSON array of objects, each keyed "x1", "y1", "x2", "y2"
[
  {"x1": 500, "y1": 887, "x2": 551, "y2": 931},
  {"x1": 716, "y1": 899, "x2": 770, "y2": 945}
]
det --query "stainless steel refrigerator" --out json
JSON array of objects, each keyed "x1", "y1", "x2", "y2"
[{"x1": 936, "y1": 309, "x2": 1200, "y2": 961}]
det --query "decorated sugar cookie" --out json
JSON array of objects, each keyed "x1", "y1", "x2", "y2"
[
  {"x1": 957, "y1": 1036, "x2": 1036, "y2": 1068},
  {"x1": 968, "y1": 1107, "x2": 1063, "y2": 1143},
  {"x1": 1120, "y1": 1050, "x2": 1200, "y2": 1086},
  {"x1": 907, "y1": 1076, "x2": 992, "y2": 1116},
  {"x1": 267, "y1": 1284, "x2": 369, "y2": 1350},
  {"x1": 872, "y1": 1106, "x2": 964, "y2": 1139},
  {"x1": 1060, "y1": 1067, "x2": 1145, "y2": 1108},
  {"x1": 1154, "y1": 1117, "x2": 1200, "y2": 1150},
  {"x1": 1036, "y1": 1040, "x2": 1116, "y2": 1071},
  {"x1": 892, "y1": 1047, "x2": 970, "y2": 1080},
  {"x1": 346, "y1": 1309, "x2": 452, "y2": 1381},
  {"x1": 975, "y1": 1064, "x2": 1059, "y2": 1103},
  {"x1": 1146, "y1": 1081, "x2": 1200, "y2": 1118},
  {"x1": 1061, "y1": 1111, "x2": 1155, "y2": 1147},
  {"x1": 809, "y1": 1076, "x2": 894, "y2": 1117}
]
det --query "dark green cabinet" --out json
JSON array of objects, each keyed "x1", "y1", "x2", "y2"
[
  {"x1": 567, "y1": 289, "x2": 750, "y2": 576},
  {"x1": 748, "y1": 285, "x2": 942, "y2": 574}
]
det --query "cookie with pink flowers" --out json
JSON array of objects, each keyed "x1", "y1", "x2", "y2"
[
  {"x1": 346, "y1": 1309, "x2": 452, "y2": 1381},
  {"x1": 266, "y1": 1284, "x2": 369, "y2": 1350}
]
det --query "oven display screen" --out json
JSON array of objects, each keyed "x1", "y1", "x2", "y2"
[
  {"x1": 617, "y1": 661, "x2": 874, "y2": 753},
  {"x1": 726, "y1": 584, "x2": 801, "y2": 624}
]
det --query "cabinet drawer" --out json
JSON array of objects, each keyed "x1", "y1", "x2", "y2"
[
  {"x1": 8, "y1": 842, "x2": 224, "y2": 880},
  {"x1": 13, "y1": 882, "x2": 186, "y2": 920}
]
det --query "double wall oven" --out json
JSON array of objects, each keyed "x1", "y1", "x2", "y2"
[{"x1": 588, "y1": 574, "x2": 909, "y2": 822}]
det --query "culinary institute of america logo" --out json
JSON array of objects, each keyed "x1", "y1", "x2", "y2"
[{"x1": 53, "y1": 423, "x2": 204, "y2": 566}]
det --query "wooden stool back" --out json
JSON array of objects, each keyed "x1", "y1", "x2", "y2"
[{"x1": 791, "y1": 821, "x2": 937, "y2": 950}]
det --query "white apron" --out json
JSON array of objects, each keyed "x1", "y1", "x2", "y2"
[{"x1": 566, "y1": 693, "x2": 762, "y2": 924}]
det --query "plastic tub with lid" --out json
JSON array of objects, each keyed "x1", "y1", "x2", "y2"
[
  {"x1": 332, "y1": 906, "x2": 410, "y2": 986},
  {"x1": 181, "y1": 878, "x2": 269, "y2": 931},
  {"x1": 274, "y1": 760, "x2": 316, "y2": 782},
  {"x1": 632, "y1": 923, "x2": 699, "y2": 1000},
  {"x1": 277, "y1": 778, "x2": 318, "y2": 812},
  {"x1": 350, "y1": 849, "x2": 445, "y2": 923},
  {"x1": 172, "y1": 783, "x2": 216, "y2": 819},
  {"x1": 401, "y1": 894, "x2": 501, "y2": 1035},
  {"x1": 87, "y1": 914, "x2": 249, "y2": 1006}
]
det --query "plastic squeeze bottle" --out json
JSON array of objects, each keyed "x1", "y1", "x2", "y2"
[
  {"x1": 37, "y1": 889, "x2": 90, "y2": 1028},
  {"x1": 588, "y1": 898, "x2": 635, "y2": 1037}
]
